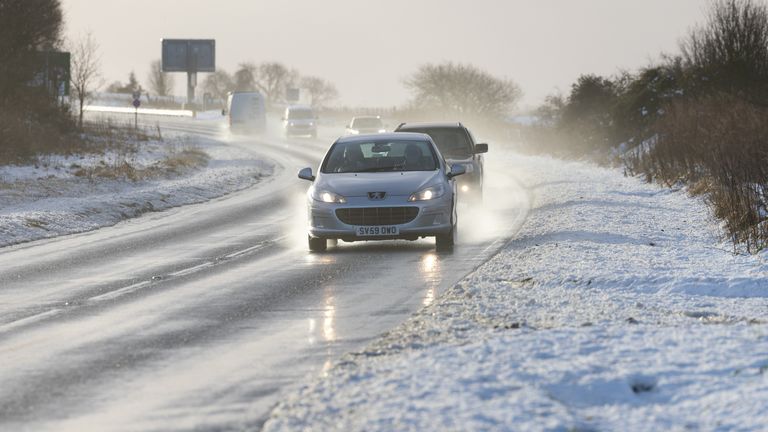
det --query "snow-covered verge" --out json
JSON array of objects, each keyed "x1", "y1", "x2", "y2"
[
  {"x1": 0, "y1": 128, "x2": 272, "y2": 248},
  {"x1": 264, "y1": 152, "x2": 768, "y2": 431}
]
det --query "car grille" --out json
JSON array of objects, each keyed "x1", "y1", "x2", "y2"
[{"x1": 336, "y1": 207, "x2": 419, "y2": 226}]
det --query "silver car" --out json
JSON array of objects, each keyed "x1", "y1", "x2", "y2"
[
  {"x1": 345, "y1": 115, "x2": 386, "y2": 135},
  {"x1": 282, "y1": 105, "x2": 317, "y2": 138},
  {"x1": 298, "y1": 133, "x2": 466, "y2": 252}
]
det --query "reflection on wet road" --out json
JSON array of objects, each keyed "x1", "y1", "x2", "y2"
[{"x1": 0, "y1": 115, "x2": 529, "y2": 431}]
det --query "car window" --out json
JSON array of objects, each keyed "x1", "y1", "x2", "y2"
[
  {"x1": 352, "y1": 117, "x2": 383, "y2": 129},
  {"x1": 322, "y1": 140, "x2": 438, "y2": 173},
  {"x1": 288, "y1": 109, "x2": 314, "y2": 120},
  {"x1": 402, "y1": 128, "x2": 473, "y2": 159}
]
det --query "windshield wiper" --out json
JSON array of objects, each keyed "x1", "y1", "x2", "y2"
[{"x1": 356, "y1": 166, "x2": 401, "y2": 173}]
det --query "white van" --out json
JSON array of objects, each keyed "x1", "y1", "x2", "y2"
[
  {"x1": 282, "y1": 105, "x2": 317, "y2": 138},
  {"x1": 226, "y1": 92, "x2": 266, "y2": 133}
]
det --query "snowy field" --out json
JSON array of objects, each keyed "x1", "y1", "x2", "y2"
[
  {"x1": 0, "y1": 124, "x2": 272, "y2": 248},
  {"x1": 264, "y1": 151, "x2": 768, "y2": 431}
]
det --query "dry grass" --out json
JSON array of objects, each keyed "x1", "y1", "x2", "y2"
[
  {"x1": 160, "y1": 148, "x2": 209, "y2": 173},
  {"x1": 634, "y1": 94, "x2": 768, "y2": 252},
  {"x1": 71, "y1": 145, "x2": 209, "y2": 182}
]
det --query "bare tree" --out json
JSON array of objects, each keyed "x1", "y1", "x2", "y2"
[
  {"x1": 300, "y1": 75, "x2": 339, "y2": 109},
  {"x1": 254, "y1": 62, "x2": 291, "y2": 105},
  {"x1": 147, "y1": 59, "x2": 174, "y2": 97},
  {"x1": 681, "y1": 0, "x2": 768, "y2": 100},
  {"x1": 203, "y1": 69, "x2": 235, "y2": 104},
  {"x1": 405, "y1": 62, "x2": 522, "y2": 119},
  {"x1": 70, "y1": 31, "x2": 101, "y2": 128},
  {"x1": 234, "y1": 62, "x2": 257, "y2": 91}
]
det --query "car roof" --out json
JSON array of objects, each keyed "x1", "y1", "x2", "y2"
[
  {"x1": 396, "y1": 122, "x2": 463, "y2": 130},
  {"x1": 336, "y1": 132, "x2": 431, "y2": 144}
]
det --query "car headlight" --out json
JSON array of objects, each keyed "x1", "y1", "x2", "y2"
[
  {"x1": 309, "y1": 121, "x2": 315, "y2": 126},
  {"x1": 311, "y1": 188, "x2": 347, "y2": 203},
  {"x1": 377, "y1": 129, "x2": 386, "y2": 133},
  {"x1": 348, "y1": 129, "x2": 359, "y2": 135},
  {"x1": 289, "y1": 121, "x2": 295, "y2": 127},
  {"x1": 408, "y1": 184, "x2": 445, "y2": 202}
]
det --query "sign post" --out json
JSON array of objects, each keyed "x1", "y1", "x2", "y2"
[{"x1": 132, "y1": 91, "x2": 141, "y2": 129}]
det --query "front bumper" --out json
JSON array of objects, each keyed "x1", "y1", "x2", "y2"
[
  {"x1": 286, "y1": 124, "x2": 317, "y2": 135},
  {"x1": 307, "y1": 194, "x2": 453, "y2": 241}
]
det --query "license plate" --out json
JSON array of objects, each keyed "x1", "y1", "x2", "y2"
[{"x1": 355, "y1": 226, "x2": 399, "y2": 236}]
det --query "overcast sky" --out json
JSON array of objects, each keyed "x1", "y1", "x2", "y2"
[{"x1": 61, "y1": 0, "x2": 708, "y2": 109}]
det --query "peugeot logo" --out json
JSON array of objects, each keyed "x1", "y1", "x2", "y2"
[{"x1": 368, "y1": 192, "x2": 386, "y2": 200}]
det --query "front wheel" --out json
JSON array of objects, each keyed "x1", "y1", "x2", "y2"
[
  {"x1": 308, "y1": 235, "x2": 327, "y2": 252},
  {"x1": 435, "y1": 224, "x2": 455, "y2": 252}
]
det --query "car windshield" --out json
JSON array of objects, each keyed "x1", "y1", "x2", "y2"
[
  {"x1": 288, "y1": 109, "x2": 314, "y2": 120},
  {"x1": 352, "y1": 117, "x2": 383, "y2": 129},
  {"x1": 404, "y1": 128, "x2": 473, "y2": 159},
  {"x1": 322, "y1": 140, "x2": 438, "y2": 173}
]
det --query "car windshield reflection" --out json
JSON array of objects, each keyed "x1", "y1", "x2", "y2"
[{"x1": 322, "y1": 140, "x2": 438, "y2": 173}]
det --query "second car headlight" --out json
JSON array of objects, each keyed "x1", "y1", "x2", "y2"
[
  {"x1": 311, "y1": 188, "x2": 347, "y2": 204},
  {"x1": 408, "y1": 184, "x2": 445, "y2": 202}
]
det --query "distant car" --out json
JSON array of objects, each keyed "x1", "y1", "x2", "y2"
[
  {"x1": 298, "y1": 132, "x2": 466, "y2": 252},
  {"x1": 225, "y1": 91, "x2": 266, "y2": 133},
  {"x1": 283, "y1": 105, "x2": 317, "y2": 138},
  {"x1": 345, "y1": 116, "x2": 386, "y2": 135},
  {"x1": 395, "y1": 122, "x2": 488, "y2": 202}
]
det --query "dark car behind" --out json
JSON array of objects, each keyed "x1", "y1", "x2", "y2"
[{"x1": 395, "y1": 122, "x2": 488, "y2": 202}]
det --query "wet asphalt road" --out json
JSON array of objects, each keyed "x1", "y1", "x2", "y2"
[{"x1": 0, "y1": 115, "x2": 528, "y2": 431}]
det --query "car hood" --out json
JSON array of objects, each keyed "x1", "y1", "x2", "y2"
[{"x1": 318, "y1": 171, "x2": 442, "y2": 197}]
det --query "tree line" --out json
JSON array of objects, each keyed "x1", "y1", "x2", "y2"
[
  {"x1": 530, "y1": 0, "x2": 768, "y2": 251},
  {"x1": 0, "y1": 0, "x2": 70, "y2": 160},
  {"x1": 200, "y1": 62, "x2": 339, "y2": 109}
]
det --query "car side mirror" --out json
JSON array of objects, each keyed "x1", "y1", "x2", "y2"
[
  {"x1": 298, "y1": 167, "x2": 315, "y2": 181},
  {"x1": 447, "y1": 164, "x2": 466, "y2": 179},
  {"x1": 475, "y1": 143, "x2": 489, "y2": 154}
]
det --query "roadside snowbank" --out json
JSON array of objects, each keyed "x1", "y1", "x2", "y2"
[
  {"x1": 0, "y1": 129, "x2": 272, "y2": 248},
  {"x1": 264, "y1": 152, "x2": 768, "y2": 431}
]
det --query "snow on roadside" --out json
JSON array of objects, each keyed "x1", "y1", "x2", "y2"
[
  {"x1": 264, "y1": 151, "x2": 768, "y2": 431},
  {"x1": 0, "y1": 128, "x2": 273, "y2": 248}
]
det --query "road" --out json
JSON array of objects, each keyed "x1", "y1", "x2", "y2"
[{"x1": 0, "y1": 114, "x2": 529, "y2": 431}]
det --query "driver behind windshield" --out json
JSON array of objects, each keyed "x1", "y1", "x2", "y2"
[{"x1": 323, "y1": 141, "x2": 437, "y2": 173}]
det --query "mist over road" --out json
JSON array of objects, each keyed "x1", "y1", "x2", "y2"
[{"x1": 0, "y1": 115, "x2": 527, "y2": 430}]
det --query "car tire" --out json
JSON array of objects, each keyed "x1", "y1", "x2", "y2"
[
  {"x1": 435, "y1": 224, "x2": 455, "y2": 252},
  {"x1": 308, "y1": 235, "x2": 327, "y2": 252}
]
